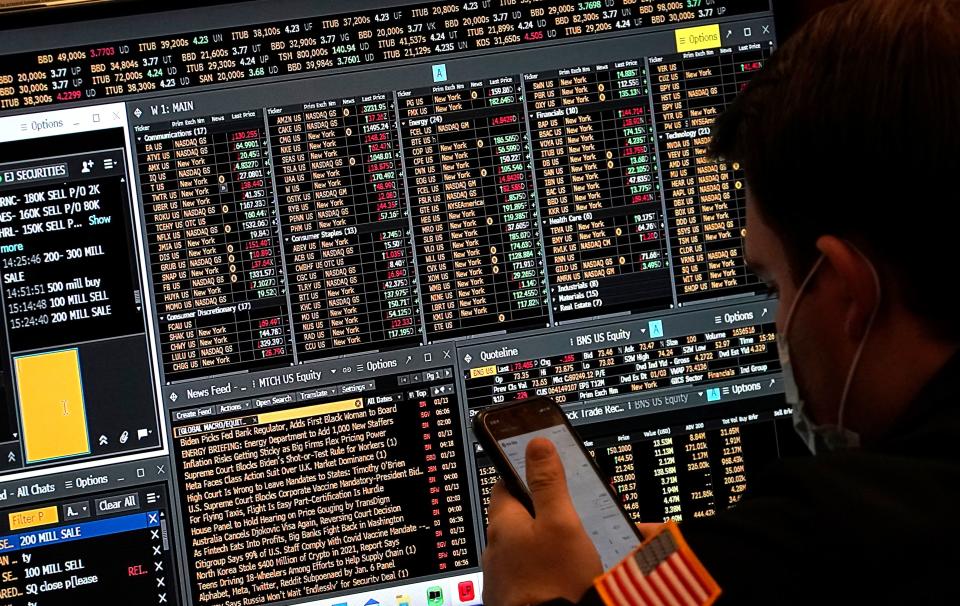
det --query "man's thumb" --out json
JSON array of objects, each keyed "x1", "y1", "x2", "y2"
[{"x1": 525, "y1": 437, "x2": 573, "y2": 517}]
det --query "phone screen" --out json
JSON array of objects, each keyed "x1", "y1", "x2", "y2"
[{"x1": 498, "y1": 423, "x2": 638, "y2": 568}]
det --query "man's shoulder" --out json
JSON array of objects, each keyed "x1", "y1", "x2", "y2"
[
  {"x1": 680, "y1": 449, "x2": 960, "y2": 603},
  {"x1": 685, "y1": 448, "x2": 960, "y2": 544},
  {"x1": 755, "y1": 447, "x2": 960, "y2": 500}
]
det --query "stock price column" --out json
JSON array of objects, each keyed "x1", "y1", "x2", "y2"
[
  {"x1": 268, "y1": 93, "x2": 421, "y2": 360},
  {"x1": 525, "y1": 59, "x2": 673, "y2": 321},
  {"x1": 136, "y1": 112, "x2": 292, "y2": 380},
  {"x1": 650, "y1": 43, "x2": 772, "y2": 304},
  {"x1": 399, "y1": 76, "x2": 549, "y2": 340},
  {"x1": 586, "y1": 409, "x2": 786, "y2": 523},
  {"x1": 474, "y1": 406, "x2": 789, "y2": 529}
]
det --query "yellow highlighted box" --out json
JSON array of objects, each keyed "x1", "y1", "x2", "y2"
[
  {"x1": 470, "y1": 365, "x2": 498, "y2": 379},
  {"x1": 258, "y1": 398, "x2": 364, "y2": 424},
  {"x1": 675, "y1": 24, "x2": 722, "y2": 53},
  {"x1": 9, "y1": 506, "x2": 59, "y2": 531},
  {"x1": 15, "y1": 349, "x2": 90, "y2": 463}
]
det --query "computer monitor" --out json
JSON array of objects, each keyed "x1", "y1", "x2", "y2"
[{"x1": 0, "y1": 1, "x2": 798, "y2": 605}]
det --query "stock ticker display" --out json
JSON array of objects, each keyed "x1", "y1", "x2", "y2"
[
  {"x1": 137, "y1": 112, "x2": 294, "y2": 379},
  {"x1": 399, "y1": 76, "x2": 551, "y2": 338},
  {"x1": 268, "y1": 94, "x2": 424, "y2": 359},
  {"x1": 0, "y1": 2, "x2": 787, "y2": 606},
  {"x1": 0, "y1": 0, "x2": 769, "y2": 111}
]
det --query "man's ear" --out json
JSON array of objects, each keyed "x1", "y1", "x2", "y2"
[{"x1": 816, "y1": 236, "x2": 881, "y2": 341}]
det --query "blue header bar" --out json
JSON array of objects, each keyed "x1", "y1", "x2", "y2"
[{"x1": 0, "y1": 511, "x2": 159, "y2": 553}]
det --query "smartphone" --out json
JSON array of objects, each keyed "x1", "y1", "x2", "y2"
[{"x1": 474, "y1": 396, "x2": 641, "y2": 568}]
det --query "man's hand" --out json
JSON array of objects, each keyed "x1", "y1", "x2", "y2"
[
  {"x1": 482, "y1": 438, "x2": 603, "y2": 606},
  {"x1": 636, "y1": 523, "x2": 666, "y2": 540}
]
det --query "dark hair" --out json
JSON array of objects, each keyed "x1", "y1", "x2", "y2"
[{"x1": 711, "y1": 0, "x2": 960, "y2": 338}]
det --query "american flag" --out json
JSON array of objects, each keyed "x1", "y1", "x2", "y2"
[{"x1": 594, "y1": 522, "x2": 720, "y2": 606}]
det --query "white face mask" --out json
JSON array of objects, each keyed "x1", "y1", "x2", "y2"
[{"x1": 779, "y1": 246, "x2": 882, "y2": 454}]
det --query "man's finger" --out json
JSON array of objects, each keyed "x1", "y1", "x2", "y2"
[
  {"x1": 488, "y1": 481, "x2": 523, "y2": 519},
  {"x1": 524, "y1": 437, "x2": 576, "y2": 519},
  {"x1": 487, "y1": 481, "x2": 532, "y2": 543}
]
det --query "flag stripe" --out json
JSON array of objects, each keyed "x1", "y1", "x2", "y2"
[
  {"x1": 667, "y1": 553, "x2": 709, "y2": 602},
  {"x1": 595, "y1": 574, "x2": 617, "y2": 606},
  {"x1": 627, "y1": 555, "x2": 667, "y2": 606},
  {"x1": 613, "y1": 564, "x2": 647, "y2": 606},
  {"x1": 663, "y1": 521, "x2": 720, "y2": 599},
  {"x1": 658, "y1": 561, "x2": 698, "y2": 606},
  {"x1": 603, "y1": 571, "x2": 634, "y2": 606},
  {"x1": 648, "y1": 570, "x2": 682, "y2": 606},
  {"x1": 595, "y1": 522, "x2": 721, "y2": 606}
]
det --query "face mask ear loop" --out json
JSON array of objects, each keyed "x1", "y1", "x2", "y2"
[{"x1": 836, "y1": 246, "x2": 883, "y2": 430}]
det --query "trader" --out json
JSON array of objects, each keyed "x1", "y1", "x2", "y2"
[{"x1": 482, "y1": 0, "x2": 960, "y2": 603}]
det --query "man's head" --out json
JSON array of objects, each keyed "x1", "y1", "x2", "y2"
[{"x1": 711, "y1": 0, "x2": 960, "y2": 440}]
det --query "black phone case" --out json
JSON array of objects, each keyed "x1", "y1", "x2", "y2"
[
  {"x1": 474, "y1": 396, "x2": 642, "y2": 539},
  {"x1": 474, "y1": 406, "x2": 537, "y2": 516}
]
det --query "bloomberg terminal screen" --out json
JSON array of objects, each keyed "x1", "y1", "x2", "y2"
[{"x1": 0, "y1": 2, "x2": 787, "y2": 606}]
